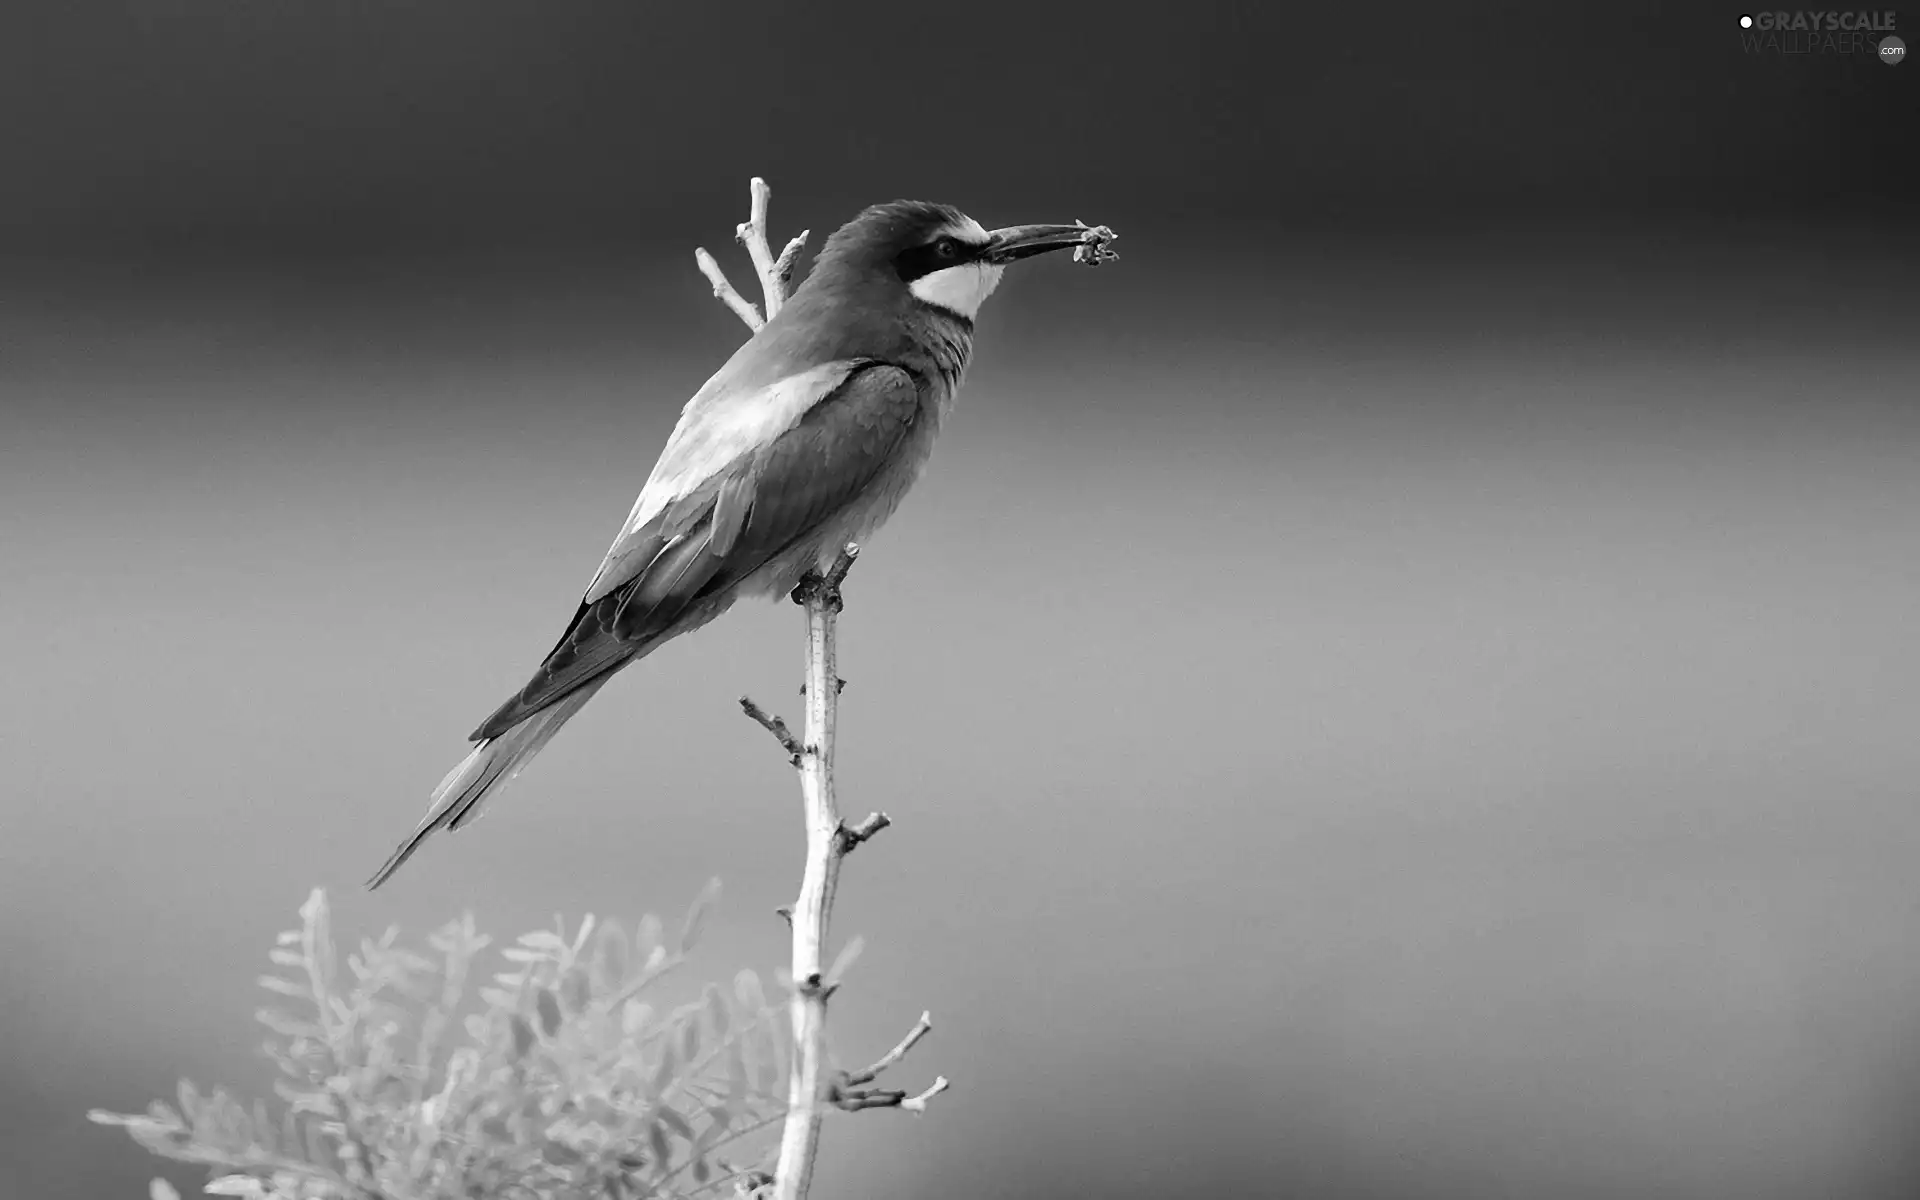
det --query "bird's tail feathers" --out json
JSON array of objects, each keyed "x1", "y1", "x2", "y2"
[{"x1": 365, "y1": 676, "x2": 610, "y2": 889}]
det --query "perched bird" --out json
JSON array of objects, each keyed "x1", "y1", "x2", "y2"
[{"x1": 367, "y1": 200, "x2": 1110, "y2": 888}]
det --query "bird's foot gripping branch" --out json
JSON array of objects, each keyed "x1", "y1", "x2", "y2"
[{"x1": 788, "y1": 544, "x2": 859, "y2": 613}]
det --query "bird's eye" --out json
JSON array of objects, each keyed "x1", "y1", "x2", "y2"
[{"x1": 934, "y1": 237, "x2": 959, "y2": 260}]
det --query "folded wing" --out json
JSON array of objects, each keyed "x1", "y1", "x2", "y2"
[{"x1": 468, "y1": 361, "x2": 923, "y2": 741}]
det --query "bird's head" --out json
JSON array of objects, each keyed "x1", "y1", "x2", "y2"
[{"x1": 806, "y1": 199, "x2": 1105, "y2": 322}]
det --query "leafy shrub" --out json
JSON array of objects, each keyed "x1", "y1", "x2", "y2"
[{"x1": 91, "y1": 884, "x2": 789, "y2": 1200}]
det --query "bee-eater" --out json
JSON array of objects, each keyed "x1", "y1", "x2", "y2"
[{"x1": 368, "y1": 200, "x2": 1112, "y2": 887}]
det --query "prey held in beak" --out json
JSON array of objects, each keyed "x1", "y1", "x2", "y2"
[{"x1": 985, "y1": 220, "x2": 1120, "y2": 266}]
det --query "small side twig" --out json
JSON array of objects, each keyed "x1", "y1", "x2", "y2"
[
  {"x1": 825, "y1": 1009, "x2": 944, "y2": 1114},
  {"x1": 695, "y1": 247, "x2": 765, "y2": 331},
  {"x1": 900, "y1": 1076, "x2": 952, "y2": 1114},
  {"x1": 733, "y1": 176, "x2": 809, "y2": 323},
  {"x1": 844, "y1": 1011, "x2": 933, "y2": 1086},
  {"x1": 830, "y1": 1074, "x2": 952, "y2": 1115},
  {"x1": 736, "y1": 178, "x2": 781, "y2": 313},
  {"x1": 834, "y1": 812, "x2": 891, "y2": 856},
  {"x1": 822, "y1": 544, "x2": 859, "y2": 590},
  {"x1": 740, "y1": 696, "x2": 805, "y2": 766},
  {"x1": 698, "y1": 176, "x2": 808, "y2": 335},
  {"x1": 772, "y1": 231, "x2": 811, "y2": 295}
]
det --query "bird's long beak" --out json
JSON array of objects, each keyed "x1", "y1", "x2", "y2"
[{"x1": 984, "y1": 223, "x2": 1103, "y2": 264}]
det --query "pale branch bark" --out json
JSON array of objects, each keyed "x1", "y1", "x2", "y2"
[
  {"x1": 695, "y1": 177, "x2": 809, "y2": 334},
  {"x1": 828, "y1": 1074, "x2": 952, "y2": 1114},
  {"x1": 801, "y1": 531, "x2": 862, "y2": 596},
  {"x1": 740, "y1": 696, "x2": 804, "y2": 766},
  {"x1": 699, "y1": 180, "x2": 942, "y2": 1200},
  {"x1": 897, "y1": 1077, "x2": 952, "y2": 1113},
  {"x1": 818, "y1": 1012, "x2": 946, "y2": 1113},
  {"x1": 695, "y1": 246, "x2": 765, "y2": 331},
  {"x1": 696, "y1": 175, "x2": 809, "y2": 329},
  {"x1": 771, "y1": 542, "x2": 853, "y2": 1200},
  {"x1": 836, "y1": 811, "x2": 891, "y2": 855},
  {"x1": 845, "y1": 1011, "x2": 933, "y2": 1086},
  {"x1": 771, "y1": 231, "x2": 811, "y2": 299},
  {"x1": 733, "y1": 177, "x2": 811, "y2": 323},
  {"x1": 737, "y1": 178, "x2": 780, "y2": 301}
]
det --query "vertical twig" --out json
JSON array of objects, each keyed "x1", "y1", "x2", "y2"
[
  {"x1": 696, "y1": 176, "x2": 810, "y2": 333},
  {"x1": 707, "y1": 177, "x2": 942, "y2": 1200},
  {"x1": 738, "y1": 178, "x2": 782, "y2": 313},
  {"x1": 769, "y1": 549, "x2": 856, "y2": 1200},
  {"x1": 736, "y1": 177, "x2": 812, "y2": 324}
]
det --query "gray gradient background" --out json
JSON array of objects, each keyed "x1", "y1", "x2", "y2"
[{"x1": 3, "y1": 3, "x2": 1917, "y2": 1198}]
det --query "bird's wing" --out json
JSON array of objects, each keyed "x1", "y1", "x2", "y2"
[
  {"x1": 585, "y1": 359, "x2": 872, "y2": 606},
  {"x1": 468, "y1": 361, "x2": 923, "y2": 741}
]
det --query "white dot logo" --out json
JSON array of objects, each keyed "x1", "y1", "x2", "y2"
[
  {"x1": 1881, "y1": 35, "x2": 1907, "y2": 64},
  {"x1": 1739, "y1": 14, "x2": 1754, "y2": 28}
]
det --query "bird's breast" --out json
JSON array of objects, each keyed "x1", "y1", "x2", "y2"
[
  {"x1": 795, "y1": 347, "x2": 961, "y2": 578},
  {"x1": 909, "y1": 312, "x2": 975, "y2": 420}
]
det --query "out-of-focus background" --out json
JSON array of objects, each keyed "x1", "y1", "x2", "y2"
[{"x1": 3, "y1": 4, "x2": 1916, "y2": 1198}]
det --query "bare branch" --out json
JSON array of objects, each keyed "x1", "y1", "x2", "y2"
[
  {"x1": 900, "y1": 1076, "x2": 951, "y2": 1114},
  {"x1": 829, "y1": 1072, "x2": 950, "y2": 1115},
  {"x1": 829, "y1": 1085, "x2": 909, "y2": 1112},
  {"x1": 740, "y1": 696, "x2": 805, "y2": 766},
  {"x1": 770, "y1": 540, "x2": 861, "y2": 1200},
  {"x1": 737, "y1": 178, "x2": 777, "y2": 284},
  {"x1": 701, "y1": 177, "x2": 811, "y2": 331},
  {"x1": 735, "y1": 176, "x2": 801, "y2": 321},
  {"x1": 822, "y1": 543, "x2": 860, "y2": 590},
  {"x1": 844, "y1": 1011, "x2": 932, "y2": 1086},
  {"x1": 772, "y1": 230, "x2": 811, "y2": 293},
  {"x1": 696, "y1": 247, "x2": 765, "y2": 332},
  {"x1": 834, "y1": 812, "x2": 891, "y2": 856}
]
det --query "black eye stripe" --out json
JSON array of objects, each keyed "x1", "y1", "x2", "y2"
[{"x1": 894, "y1": 235, "x2": 981, "y2": 282}]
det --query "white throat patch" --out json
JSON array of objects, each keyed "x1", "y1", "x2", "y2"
[{"x1": 909, "y1": 261, "x2": 1005, "y2": 319}]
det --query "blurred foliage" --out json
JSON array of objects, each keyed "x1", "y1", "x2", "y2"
[{"x1": 91, "y1": 884, "x2": 789, "y2": 1200}]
